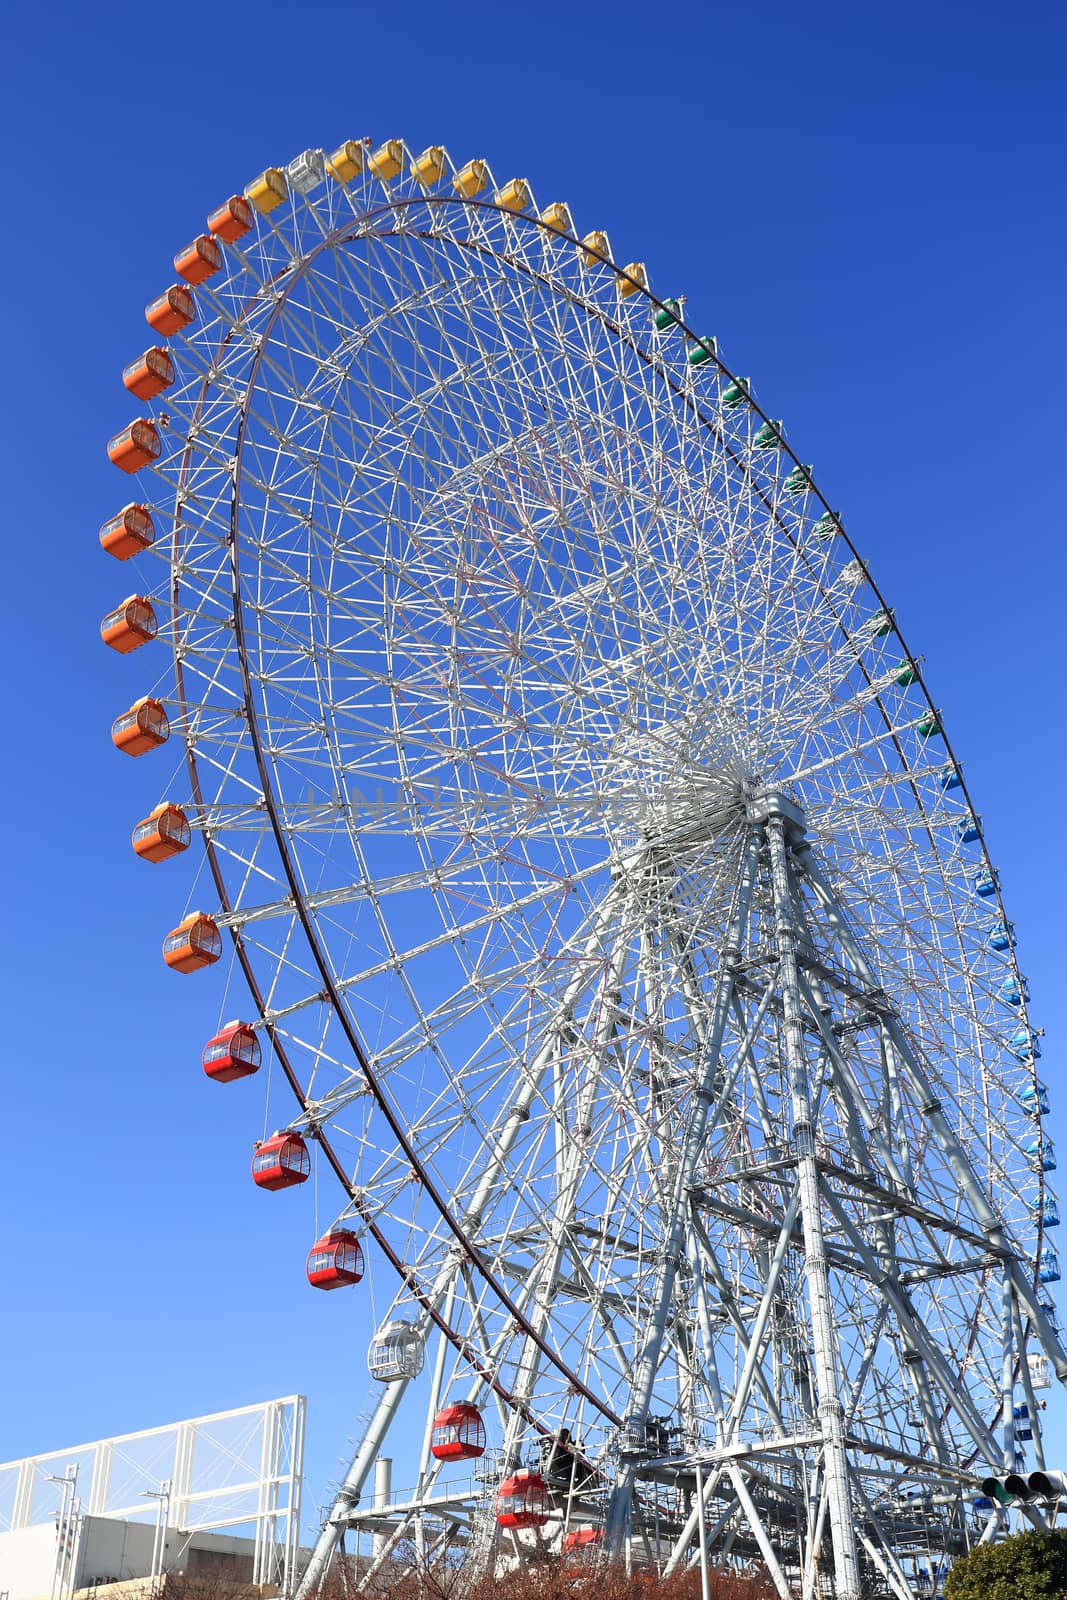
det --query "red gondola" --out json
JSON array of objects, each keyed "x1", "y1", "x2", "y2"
[
  {"x1": 111, "y1": 696, "x2": 169, "y2": 755},
  {"x1": 100, "y1": 594, "x2": 157, "y2": 653},
  {"x1": 495, "y1": 1471, "x2": 549, "y2": 1529},
  {"x1": 174, "y1": 234, "x2": 223, "y2": 285},
  {"x1": 306, "y1": 1229, "x2": 364, "y2": 1290},
  {"x1": 430, "y1": 1403, "x2": 486, "y2": 1462},
  {"x1": 206, "y1": 194, "x2": 253, "y2": 243},
  {"x1": 100, "y1": 503, "x2": 155, "y2": 560},
  {"x1": 162, "y1": 912, "x2": 223, "y2": 974},
  {"x1": 252, "y1": 1131, "x2": 310, "y2": 1191},
  {"x1": 123, "y1": 347, "x2": 174, "y2": 401},
  {"x1": 562, "y1": 1527, "x2": 602, "y2": 1552},
  {"x1": 202, "y1": 1021, "x2": 261, "y2": 1082},
  {"x1": 132, "y1": 802, "x2": 191, "y2": 863}
]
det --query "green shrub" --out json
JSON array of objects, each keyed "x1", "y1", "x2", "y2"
[{"x1": 945, "y1": 1529, "x2": 1067, "y2": 1600}]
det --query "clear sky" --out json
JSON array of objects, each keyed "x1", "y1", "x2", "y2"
[{"x1": 1, "y1": 0, "x2": 1065, "y2": 1542}]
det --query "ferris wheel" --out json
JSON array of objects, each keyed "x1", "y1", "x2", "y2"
[{"x1": 100, "y1": 136, "x2": 1065, "y2": 1600}]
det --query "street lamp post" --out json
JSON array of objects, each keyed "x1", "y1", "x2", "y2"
[
  {"x1": 46, "y1": 1467, "x2": 79, "y2": 1600},
  {"x1": 140, "y1": 1479, "x2": 172, "y2": 1599}
]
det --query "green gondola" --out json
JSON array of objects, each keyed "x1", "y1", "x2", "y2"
[
  {"x1": 687, "y1": 336, "x2": 717, "y2": 366},
  {"x1": 753, "y1": 421, "x2": 782, "y2": 450},
  {"x1": 653, "y1": 298, "x2": 683, "y2": 331}
]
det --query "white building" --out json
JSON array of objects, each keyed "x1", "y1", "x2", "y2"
[{"x1": 1, "y1": 1515, "x2": 269, "y2": 1599}]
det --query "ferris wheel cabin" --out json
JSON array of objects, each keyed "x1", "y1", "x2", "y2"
[
  {"x1": 107, "y1": 418, "x2": 161, "y2": 474},
  {"x1": 111, "y1": 696, "x2": 169, "y2": 756},
  {"x1": 430, "y1": 1403, "x2": 485, "y2": 1461},
  {"x1": 495, "y1": 1471, "x2": 550, "y2": 1529},
  {"x1": 174, "y1": 234, "x2": 222, "y2": 285},
  {"x1": 368, "y1": 1320, "x2": 424, "y2": 1382},
  {"x1": 252, "y1": 1131, "x2": 310, "y2": 1191},
  {"x1": 99, "y1": 503, "x2": 155, "y2": 560},
  {"x1": 202, "y1": 1021, "x2": 261, "y2": 1082},
  {"x1": 145, "y1": 284, "x2": 195, "y2": 336},
  {"x1": 100, "y1": 595, "x2": 158, "y2": 653},
  {"x1": 122, "y1": 347, "x2": 174, "y2": 402},
  {"x1": 162, "y1": 912, "x2": 222, "y2": 973},
  {"x1": 205, "y1": 194, "x2": 253, "y2": 242},
  {"x1": 562, "y1": 1527, "x2": 602, "y2": 1554},
  {"x1": 306, "y1": 1229, "x2": 364, "y2": 1290},
  {"x1": 132, "y1": 802, "x2": 190, "y2": 863}
]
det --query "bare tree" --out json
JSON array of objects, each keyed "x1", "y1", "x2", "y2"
[{"x1": 154, "y1": 1556, "x2": 777, "y2": 1600}]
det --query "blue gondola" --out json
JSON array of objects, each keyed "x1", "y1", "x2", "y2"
[
  {"x1": 1014, "y1": 1403, "x2": 1033, "y2": 1441},
  {"x1": 1030, "y1": 1194, "x2": 1060, "y2": 1227},
  {"x1": 975, "y1": 869, "x2": 998, "y2": 897},
  {"x1": 1001, "y1": 976, "x2": 1028, "y2": 1007},
  {"x1": 1040, "y1": 1248, "x2": 1061, "y2": 1284},
  {"x1": 1011, "y1": 1026, "x2": 1042, "y2": 1062},
  {"x1": 938, "y1": 763, "x2": 962, "y2": 790},
  {"x1": 989, "y1": 922, "x2": 1014, "y2": 952},
  {"x1": 958, "y1": 815, "x2": 980, "y2": 844},
  {"x1": 1020, "y1": 1081, "x2": 1051, "y2": 1117},
  {"x1": 1028, "y1": 1138, "x2": 1057, "y2": 1173}
]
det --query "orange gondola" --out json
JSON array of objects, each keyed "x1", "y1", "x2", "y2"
[
  {"x1": 430, "y1": 1403, "x2": 485, "y2": 1462},
  {"x1": 132, "y1": 802, "x2": 190, "y2": 863},
  {"x1": 174, "y1": 233, "x2": 223, "y2": 285},
  {"x1": 107, "y1": 419, "x2": 161, "y2": 474},
  {"x1": 207, "y1": 194, "x2": 253, "y2": 243},
  {"x1": 111, "y1": 696, "x2": 169, "y2": 755},
  {"x1": 122, "y1": 347, "x2": 174, "y2": 402},
  {"x1": 162, "y1": 912, "x2": 223, "y2": 973},
  {"x1": 306, "y1": 1229, "x2": 365, "y2": 1290},
  {"x1": 495, "y1": 1471, "x2": 549, "y2": 1529},
  {"x1": 203, "y1": 1021, "x2": 261, "y2": 1082},
  {"x1": 252, "y1": 1131, "x2": 310, "y2": 1191},
  {"x1": 100, "y1": 594, "x2": 157, "y2": 653},
  {"x1": 99, "y1": 503, "x2": 155, "y2": 560},
  {"x1": 145, "y1": 284, "x2": 195, "y2": 336}
]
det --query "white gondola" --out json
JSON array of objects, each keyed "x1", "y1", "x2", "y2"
[{"x1": 368, "y1": 1319, "x2": 424, "y2": 1383}]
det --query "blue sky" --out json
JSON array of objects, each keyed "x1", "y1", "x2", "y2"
[{"x1": 1, "y1": 0, "x2": 1065, "y2": 1539}]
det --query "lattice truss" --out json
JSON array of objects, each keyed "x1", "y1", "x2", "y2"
[
  {"x1": 0, "y1": 1399, "x2": 304, "y2": 1588},
  {"x1": 104, "y1": 139, "x2": 1061, "y2": 1600}
]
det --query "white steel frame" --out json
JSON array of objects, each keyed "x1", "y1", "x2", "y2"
[
  {"x1": 0, "y1": 1397, "x2": 305, "y2": 1590},
  {"x1": 101, "y1": 136, "x2": 1060, "y2": 1600}
]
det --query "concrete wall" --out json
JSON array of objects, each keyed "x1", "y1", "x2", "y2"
[
  {"x1": 77, "y1": 1520, "x2": 256, "y2": 1586},
  {"x1": 0, "y1": 1522, "x2": 60, "y2": 1600}
]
